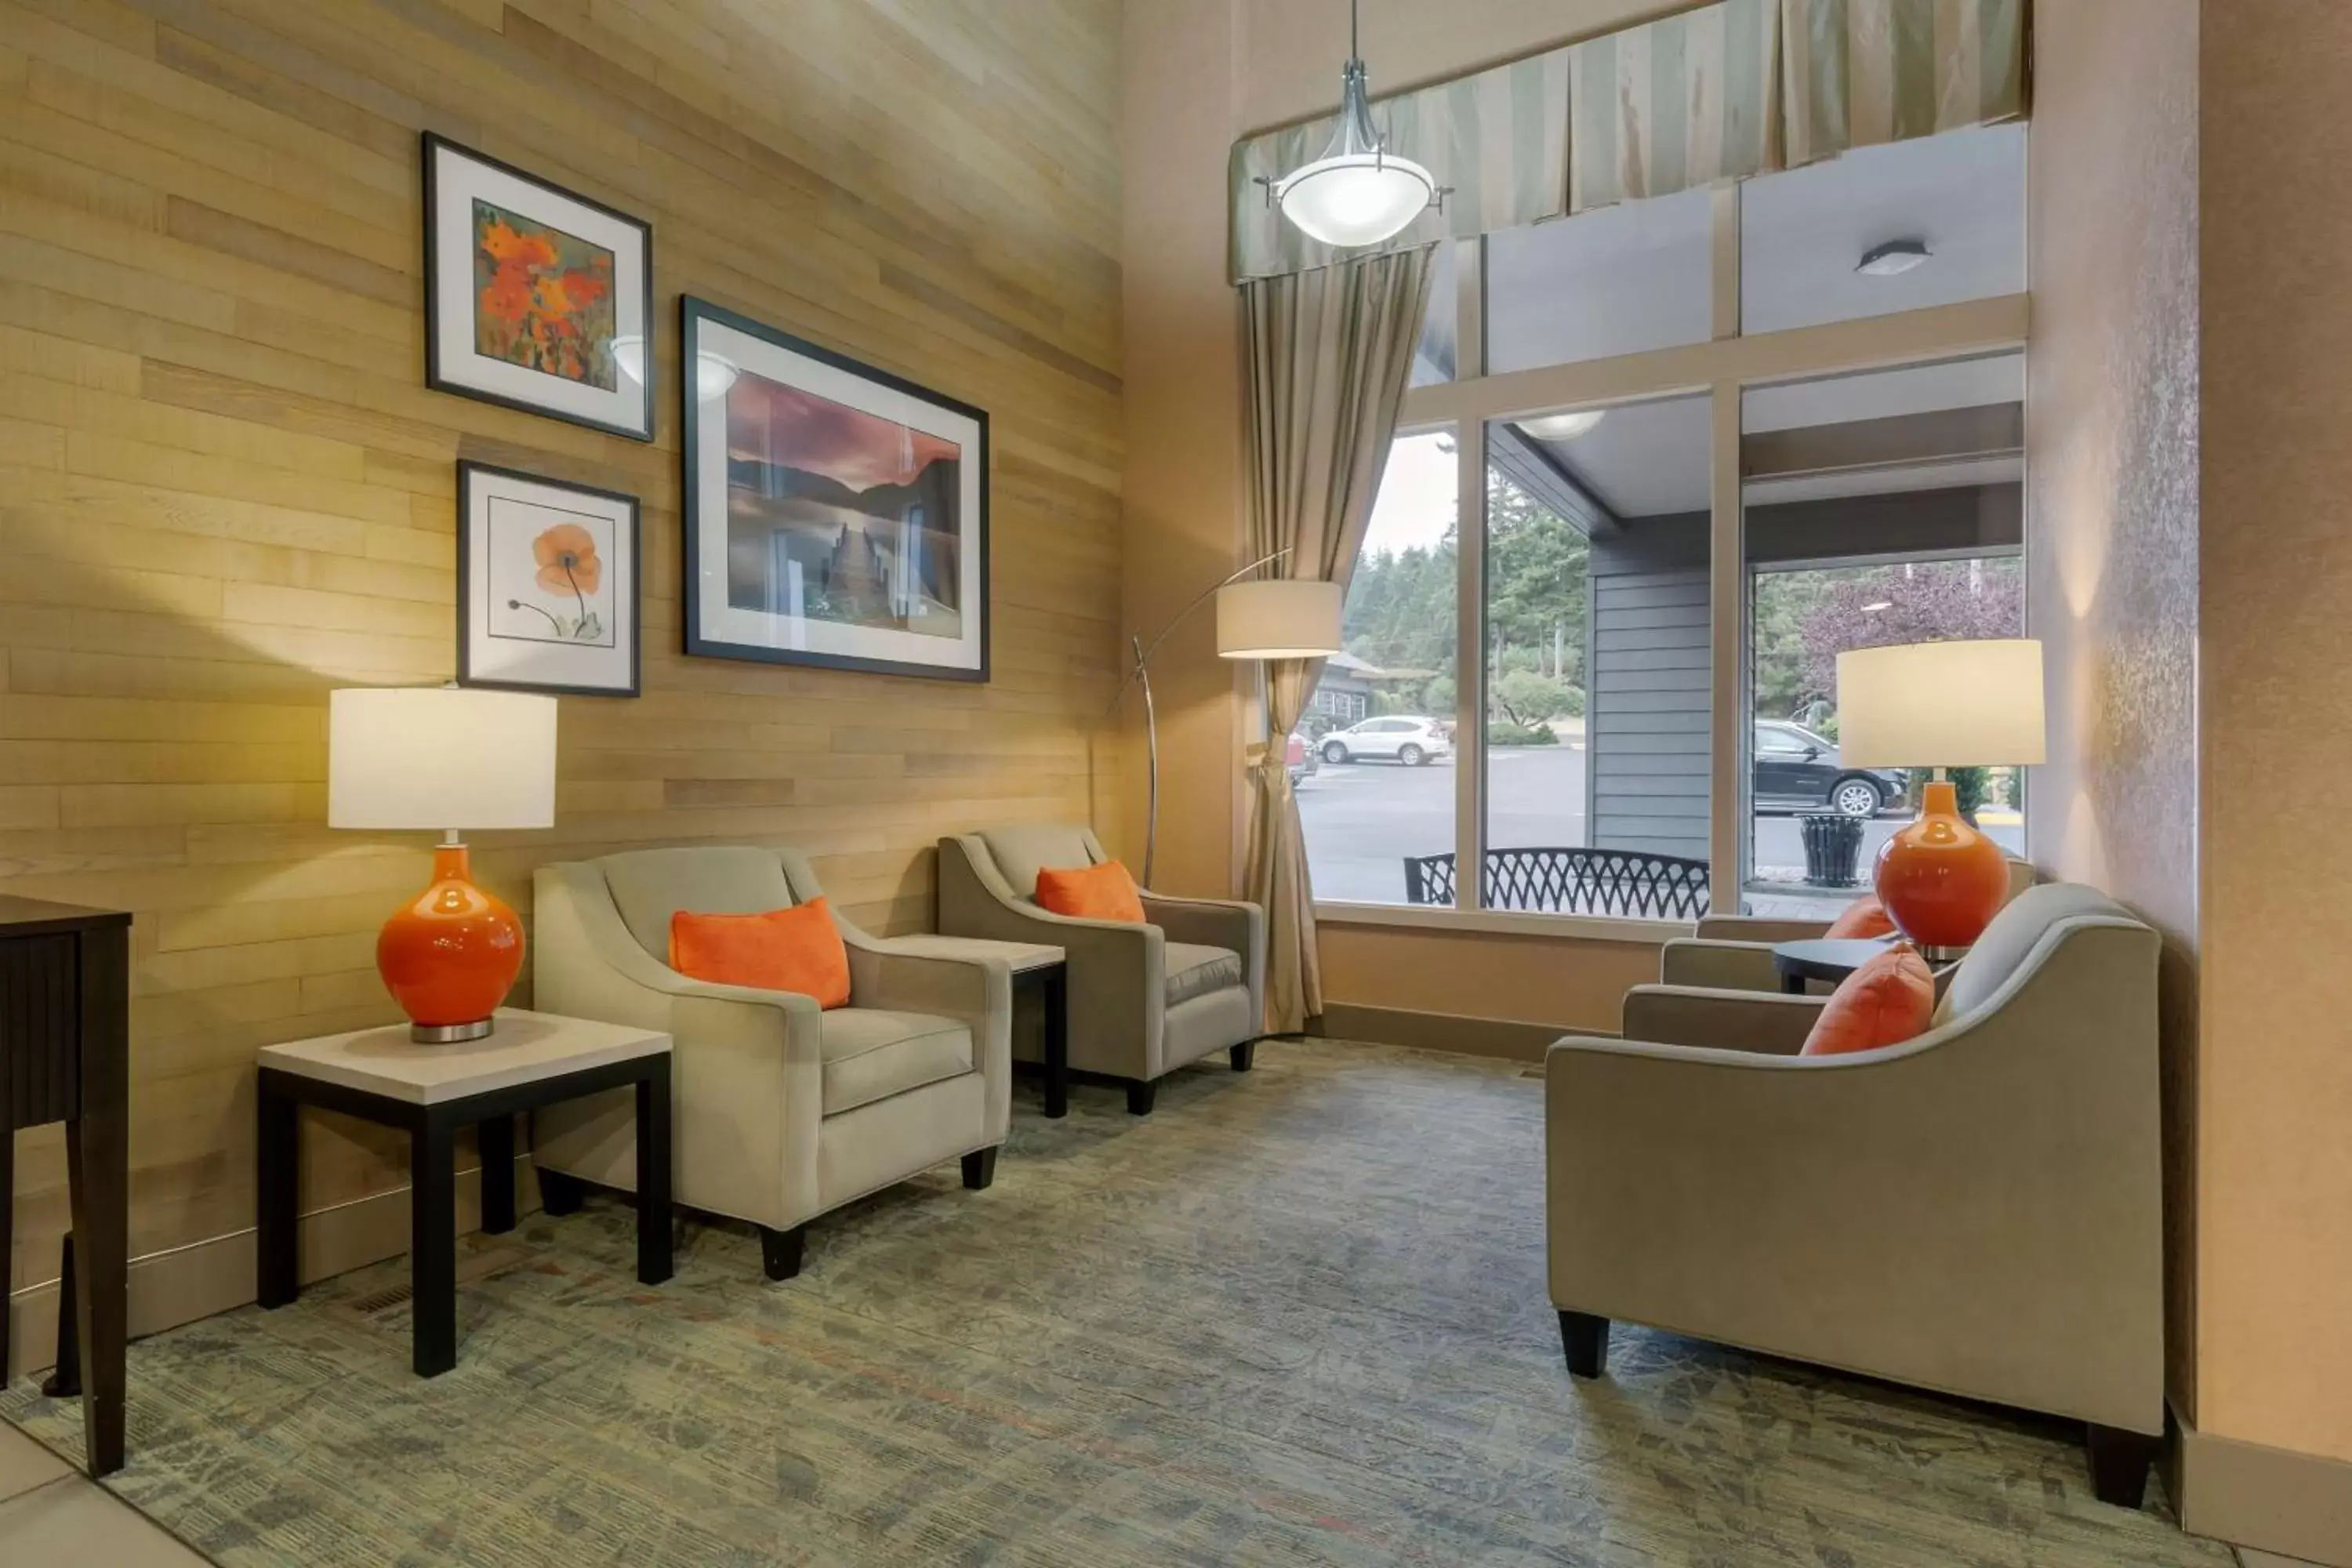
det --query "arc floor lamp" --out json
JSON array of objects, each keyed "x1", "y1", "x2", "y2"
[{"x1": 1108, "y1": 550, "x2": 1343, "y2": 886}]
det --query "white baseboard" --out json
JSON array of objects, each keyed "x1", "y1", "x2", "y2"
[
  {"x1": 2174, "y1": 1400, "x2": 2352, "y2": 1566},
  {"x1": 5, "y1": 1154, "x2": 543, "y2": 1384}
]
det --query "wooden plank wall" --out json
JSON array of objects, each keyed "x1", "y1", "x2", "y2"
[{"x1": 0, "y1": 0, "x2": 1124, "y2": 1295}]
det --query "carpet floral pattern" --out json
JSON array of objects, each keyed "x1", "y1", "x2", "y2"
[{"x1": 3, "y1": 1040, "x2": 2231, "y2": 1566}]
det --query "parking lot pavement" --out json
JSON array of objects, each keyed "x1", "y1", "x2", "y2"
[{"x1": 1300, "y1": 744, "x2": 2024, "y2": 907}]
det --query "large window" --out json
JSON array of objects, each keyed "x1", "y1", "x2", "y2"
[
  {"x1": 1297, "y1": 430, "x2": 1458, "y2": 906},
  {"x1": 1741, "y1": 354, "x2": 2027, "y2": 912},
  {"x1": 1483, "y1": 394, "x2": 1714, "y2": 910},
  {"x1": 1301, "y1": 126, "x2": 2027, "y2": 922}
]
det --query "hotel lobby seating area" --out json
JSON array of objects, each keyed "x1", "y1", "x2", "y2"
[{"x1": 1, "y1": 2, "x2": 2347, "y2": 1566}]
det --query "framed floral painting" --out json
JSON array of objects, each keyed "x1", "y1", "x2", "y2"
[
  {"x1": 457, "y1": 461, "x2": 641, "y2": 697},
  {"x1": 681, "y1": 296, "x2": 989, "y2": 681},
  {"x1": 423, "y1": 134, "x2": 655, "y2": 441}
]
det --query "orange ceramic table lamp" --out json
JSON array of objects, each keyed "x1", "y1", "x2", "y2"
[
  {"x1": 1835, "y1": 640, "x2": 2045, "y2": 960},
  {"x1": 328, "y1": 687, "x2": 557, "y2": 1043}
]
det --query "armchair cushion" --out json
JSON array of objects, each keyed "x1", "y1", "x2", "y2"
[
  {"x1": 820, "y1": 1009, "x2": 973, "y2": 1115},
  {"x1": 1035, "y1": 859, "x2": 1145, "y2": 923},
  {"x1": 1165, "y1": 942, "x2": 1243, "y2": 1007},
  {"x1": 669, "y1": 901, "x2": 850, "y2": 1007},
  {"x1": 1802, "y1": 946, "x2": 1935, "y2": 1056},
  {"x1": 1824, "y1": 894, "x2": 1896, "y2": 939},
  {"x1": 978, "y1": 823, "x2": 1103, "y2": 904}
]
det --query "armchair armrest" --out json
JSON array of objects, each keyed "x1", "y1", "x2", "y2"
[
  {"x1": 1693, "y1": 915, "x2": 1832, "y2": 942},
  {"x1": 1659, "y1": 938, "x2": 1783, "y2": 992},
  {"x1": 840, "y1": 928, "x2": 1014, "y2": 1141},
  {"x1": 1618, "y1": 985, "x2": 1825, "y2": 1054},
  {"x1": 1141, "y1": 891, "x2": 1265, "y2": 1023}
]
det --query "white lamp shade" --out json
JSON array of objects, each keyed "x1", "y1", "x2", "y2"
[
  {"x1": 1835, "y1": 639, "x2": 2047, "y2": 768},
  {"x1": 1216, "y1": 579, "x2": 1344, "y2": 660},
  {"x1": 328, "y1": 688, "x2": 557, "y2": 832},
  {"x1": 1276, "y1": 154, "x2": 1438, "y2": 248}
]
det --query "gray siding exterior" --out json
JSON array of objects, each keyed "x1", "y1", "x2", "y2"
[{"x1": 1587, "y1": 516, "x2": 1711, "y2": 862}]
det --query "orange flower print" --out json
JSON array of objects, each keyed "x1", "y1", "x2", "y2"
[
  {"x1": 471, "y1": 201, "x2": 619, "y2": 390},
  {"x1": 532, "y1": 523, "x2": 602, "y2": 597}
]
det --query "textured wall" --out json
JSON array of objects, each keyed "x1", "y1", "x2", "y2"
[
  {"x1": 2200, "y1": 0, "x2": 2352, "y2": 1466},
  {"x1": 0, "y1": 0, "x2": 1122, "y2": 1303},
  {"x1": 2023, "y1": 0, "x2": 2201, "y2": 1416}
]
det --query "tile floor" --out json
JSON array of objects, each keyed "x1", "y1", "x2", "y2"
[{"x1": 0, "y1": 1421, "x2": 207, "y2": 1565}]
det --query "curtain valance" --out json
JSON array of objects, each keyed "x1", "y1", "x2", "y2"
[{"x1": 1229, "y1": 0, "x2": 2027, "y2": 281}]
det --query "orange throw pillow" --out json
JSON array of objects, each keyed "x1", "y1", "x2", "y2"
[
  {"x1": 1034, "y1": 860, "x2": 1145, "y2": 923},
  {"x1": 1824, "y1": 893, "x2": 1897, "y2": 940},
  {"x1": 1800, "y1": 944, "x2": 1935, "y2": 1057},
  {"x1": 668, "y1": 899, "x2": 851, "y2": 1008}
]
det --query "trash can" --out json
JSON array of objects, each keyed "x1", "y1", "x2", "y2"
[{"x1": 1799, "y1": 813, "x2": 1865, "y2": 888}]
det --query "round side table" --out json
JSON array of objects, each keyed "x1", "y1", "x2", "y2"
[{"x1": 1770, "y1": 936, "x2": 1896, "y2": 994}]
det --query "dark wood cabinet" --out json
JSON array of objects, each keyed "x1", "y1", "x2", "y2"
[{"x1": 0, "y1": 896, "x2": 129, "y2": 1477}]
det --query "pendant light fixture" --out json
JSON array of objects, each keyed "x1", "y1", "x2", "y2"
[{"x1": 1265, "y1": 0, "x2": 1442, "y2": 249}]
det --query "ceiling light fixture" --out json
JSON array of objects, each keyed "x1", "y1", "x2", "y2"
[
  {"x1": 612, "y1": 336, "x2": 740, "y2": 401},
  {"x1": 1860, "y1": 601, "x2": 1894, "y2": 614},
  {"x1": 1262, "y1": 0, "x2": 1444, "y2": 249},
  {"x1": 1517, "y1": 410, "x2": 1606, "y2": 442},
  {"x1": 1857, "y1": 239, "x2": 1932, "y2": 277}
]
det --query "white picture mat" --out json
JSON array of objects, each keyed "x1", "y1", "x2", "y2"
[
  {"x1": 692, "y1": 318, "x2": 984, "y2": 671},
  {"x1": 431, "y1": 143, "x2": 649, "y2": 431},
  {"x1": 466, "y1": 470, "x2": 635, "y2": 691}
]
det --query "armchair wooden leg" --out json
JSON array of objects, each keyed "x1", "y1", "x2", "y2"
[
  {"x1": 538, "y1": 1168, "x2": 585, "y2": 1217},
  {"x1": 1125, "y1": 1080, "x2": 1158, "y2": 1116},
  {"x1": 1558, "y1": 1311, "x2": 1609, "y2": 1379},
  {"x1": 759, "y1": 1224, "x2": 807, "y2": 1282},
  {"x1": 2085, "y1": 1424, "x2": 2159, "y2": 1509},
  {"x1": 961, "y1": 1149, "x2": 997, "y2": 1190},
  {"x1": 1229, "y1": 1040, "x2": 1256, "y2": 1072}
]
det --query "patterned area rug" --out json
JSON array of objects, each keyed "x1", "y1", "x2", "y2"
[{"x1": 5, "y1": 1040, "x2": 2231, "y2": 1566}]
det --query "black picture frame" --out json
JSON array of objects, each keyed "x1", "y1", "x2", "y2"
[
  {"x1": 422, "y1": 132, "x2": 656, "y2": 442},
  {"x1": 456, "y1": 459, "x2": 643, "y2": 698},
  {"x1": 680, "y1": 295, "x2": 991, "y2": 683}
]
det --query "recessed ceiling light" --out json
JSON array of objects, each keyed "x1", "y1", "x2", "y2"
[
  {"x1": 1860, "y1": 601, "x2": 1893, "y2": 614},
  {"x1": 1518, "y1": 409, "x2": 1606, "y2": 441},
  {"x1": 1857, "y1": 239, "x2": 1932, "y2": 277}
]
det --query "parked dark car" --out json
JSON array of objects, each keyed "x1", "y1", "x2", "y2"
[{"x1": 1752, "y1": 720, "x2": 1906, "y2": 817}]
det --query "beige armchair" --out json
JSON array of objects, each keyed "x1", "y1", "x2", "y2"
[
  {"x1": 529, "y1": 846, "x2": 1011, "y2": 1280},
  {"x1": 1547, "y1": 884, "x2": 2165, "y2": 1508},
  {"x1": 938, "y1": 824, "x2": 1264, "y2": 1115},
  {"x1": 1661, "y1": 855, "x2": 2037, "y2": 989}
]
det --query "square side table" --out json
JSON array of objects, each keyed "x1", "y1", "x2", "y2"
[{"x1": 256, "y1": 1009, "x2": 672, "y2": 1377}]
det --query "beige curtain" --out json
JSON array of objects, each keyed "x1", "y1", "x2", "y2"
[{"x1": 1239, "y1": 248, "x2": 1436, "y2": 1033}]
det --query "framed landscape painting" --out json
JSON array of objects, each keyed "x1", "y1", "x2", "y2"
[
  {"x1": 457, "y1": 461, "x2": 641, "y2": 697},
  {"x1": 423, "y1": 134, "x2": 655, "y2": 441},
  {"x1": 681, "y1": 296, "x2": 989, "y2": 681}
]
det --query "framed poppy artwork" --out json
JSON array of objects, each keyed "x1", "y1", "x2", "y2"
[
  {"x1": 423, "y1": 134, "x2": 655, "y2": 441},
  {"x1": 457, "y1": 461, "x2": 641, "y2": 697},
  {"x1": 681, "y1": 296, "x2": 989, "y2": 682}
]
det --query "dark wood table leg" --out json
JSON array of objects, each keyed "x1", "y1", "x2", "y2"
[
  {"x1": 1040, "y1": 964, "x2": 1069, "y2": 1120},
  {"x1": 256, "y1": 1070, "x2": 300, "y2": 1308},
  {"x1": 633, "y1": 1063, "x2": 672, "y2": 1286},
  {"x1": 476, "y1": 1115, "x2": 515, "y2": 1236},
  {"x1": 1779, "y1": 967, "x2": 1805, "y2": 995},
  {"x1": 410, "y1": 1117, "x2": 457, "y2": 1377},
  {"x1": 67, "y1": 923, "x2": 127, "y2": 1477},
  {"x1": 0, "y1": 1076, "x2": 12, "y2": 1386},
  {"x1": 42, "y1": 1234, "x2": 78, "y2": 1398}
]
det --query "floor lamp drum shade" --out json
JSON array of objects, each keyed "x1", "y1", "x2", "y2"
[
  {"x1": 1835, "y1": 640, "x2": 2045, "y2": 954},
  {"x1": 329, "y1": 688, "x2": 557, "y2": 1042},
  {"x1": 1215, "y1": 579, "x2": 1343, "y2": 660}
]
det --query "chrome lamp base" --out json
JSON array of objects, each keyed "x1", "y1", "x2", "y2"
[{"x1": 410, "y1": 1018, "x2": 495, "y2": 1045}]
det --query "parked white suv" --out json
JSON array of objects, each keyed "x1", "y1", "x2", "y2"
[{"x1": 1318, "y1": 716, "x2": 1452, "y2": 767}]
